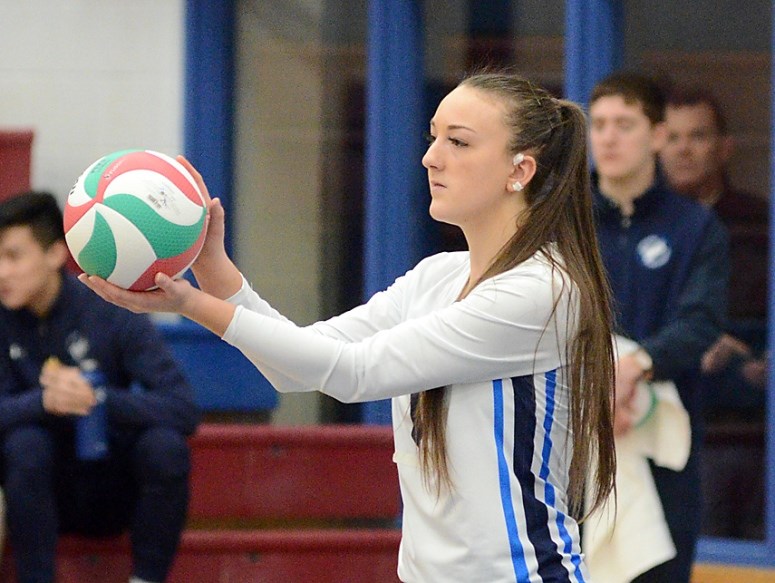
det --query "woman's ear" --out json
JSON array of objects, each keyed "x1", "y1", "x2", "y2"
[{"x1": 508, "y1": 153, "x2": 537, "y2": 191}]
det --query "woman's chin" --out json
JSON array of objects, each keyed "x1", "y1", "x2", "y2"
[{"x1": 429, "y1": 202, "x2": 453, "y2": 225}]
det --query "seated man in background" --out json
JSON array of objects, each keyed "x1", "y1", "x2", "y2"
[
  {"x1": 0, "y1": 192, "x2": 200, "y2": 583},
  {"x1": 660, "y1": 85, "x2": 769, "y2": 539}
]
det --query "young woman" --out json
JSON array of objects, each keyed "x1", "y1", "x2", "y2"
[{"x1": 82, "y1": 71, "x2": 616, "y2": 583}]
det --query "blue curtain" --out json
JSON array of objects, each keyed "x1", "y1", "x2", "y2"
[
  {"x1": 184, "y1": 0, "x2": 235, "y2": 255},
  {"x1": 564, "y1": 0, "x2": 623, "y2": 105},
  {"x1": 361, "y1": 0, "x2": 426, "y2": 424}
]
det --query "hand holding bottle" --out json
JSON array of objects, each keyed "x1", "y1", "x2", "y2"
[{"x1": 40, "y1": 356, "x2": 97, "y2": 416}]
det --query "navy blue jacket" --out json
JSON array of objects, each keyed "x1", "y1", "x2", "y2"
[
  {"x1": 0, "y1": 273, "x2": 200, "y2": 437},
  {"x1": 595, "y1": 174, "x2": 729, "y2": 395},
  {"x1": 594, "y1": 171, "x2": 729, "y2": 546}
]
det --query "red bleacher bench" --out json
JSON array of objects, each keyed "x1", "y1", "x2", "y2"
[
  {"x1": 2, "y1": 530, "x2": 402, "y2": 583},
  {"x1": 0, "y1": 424, "x2": 402, "y2": 583},
  {"x1": 188, "y1": 423, "x2": 400, "y2": 522}
]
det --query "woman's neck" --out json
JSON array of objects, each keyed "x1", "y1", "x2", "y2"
[{"x1": 461, "y1": 212, "x2": 523, "y2": 296}]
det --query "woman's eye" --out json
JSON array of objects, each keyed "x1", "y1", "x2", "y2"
[{"x1": 423, "y1": 132, "x2": 467, "y2": 147}]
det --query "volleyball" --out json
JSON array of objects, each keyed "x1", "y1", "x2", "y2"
[{"x1": 63, "y1": 149, "x2": 207, "y2": 291}]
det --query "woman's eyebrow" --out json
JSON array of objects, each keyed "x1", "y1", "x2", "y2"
[{"x1": 429, "y1": 120, "x2": 477, "y2": 133}]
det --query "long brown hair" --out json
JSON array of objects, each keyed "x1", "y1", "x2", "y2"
[{"x1": 414, "y1": 71, "x2": 616, "y2": 518}]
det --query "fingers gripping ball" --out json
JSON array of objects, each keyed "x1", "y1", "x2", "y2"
[{"x1": 64, "y1": 150, "x2": 207, "y2": 290}]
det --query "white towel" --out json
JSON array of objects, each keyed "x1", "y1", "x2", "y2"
[{"x1": 584, "y1": 336, "x2": 691, "y2": 583}]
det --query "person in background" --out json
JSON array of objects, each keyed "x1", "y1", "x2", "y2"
[
  {"x1": 588, "y1": 72, "x2": 729, "y2": 582},
  {"x1": 660, "y1": 85, "x2": 769, "y2": 539},
  {"x1": 0, "y1": 191, "x2": 200, "y2": 583},
  {"x1": 81, "y1": 71, "x2": 618, "y2": 583}
]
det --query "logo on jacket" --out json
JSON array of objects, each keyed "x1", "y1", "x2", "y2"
[
  {"x1": 637, "y1": 235, "x2": 672, "y2": 269},
  {"x1": 66, "y1": 332, "x2": 90, "y2": 363},
  {"x1": 9, "y1": 343, "x2": 25, "y2": 361}
]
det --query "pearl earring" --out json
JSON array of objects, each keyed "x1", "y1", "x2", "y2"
[
  {"x1": 513, "y1": 182, "x2": 523, "y2": 192},
  {"x1": 513, "y1": 153, "x2": 524, "y2": 165}
]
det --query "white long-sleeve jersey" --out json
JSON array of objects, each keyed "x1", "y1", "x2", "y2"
[{"x1": 222, "y1": 250, "x2": 588, "y2": 583}]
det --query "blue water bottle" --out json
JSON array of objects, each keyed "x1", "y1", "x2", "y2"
[{"x1": 76, "y1": 361, "x2": 109, "y2": 461}]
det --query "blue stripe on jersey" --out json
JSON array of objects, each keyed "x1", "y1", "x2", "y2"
[
  {"x1": 510, "y1": 374, "x2": 577, "y2": 583},
  {"x1": 492, "y1": 378, "x2": 531, "y2": 582},
  {"x1": 538, "y1": 370, "x2": 585, "y2": 582}
]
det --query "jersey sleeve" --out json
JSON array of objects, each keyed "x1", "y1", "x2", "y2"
[
  {"x1": 228, "y1": 272, "x2": 407, "y2": 342},
  {"x1": 222, "y1": 264, "x2": 573, "y2": 403},
  {"x1": 223, "y1": 267, "x2": 412, "y2": 392}
]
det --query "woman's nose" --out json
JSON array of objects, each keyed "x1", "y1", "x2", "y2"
[{"x1": 422, "y1": 142, "x2": 439, "y2": 169}]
